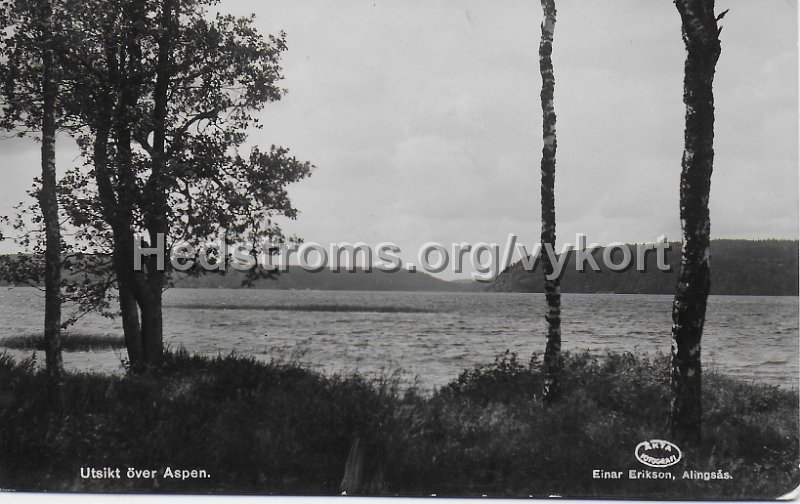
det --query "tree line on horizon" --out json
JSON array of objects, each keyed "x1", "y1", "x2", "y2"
[
  {"x1": 0, "y1": 238, "x2": 795, "y2": 295},
  {"x1": 491, "y1": 238, "x2": 798, "y2": 296}
]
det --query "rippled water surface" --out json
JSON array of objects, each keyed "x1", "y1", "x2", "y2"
[{"x1": 1, "y1": 288, "x2": 797, "y2": 389}]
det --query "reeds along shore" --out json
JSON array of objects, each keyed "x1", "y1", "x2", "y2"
[{"x1": 0, "y1": 349, "x2": 797, "y2": 498}]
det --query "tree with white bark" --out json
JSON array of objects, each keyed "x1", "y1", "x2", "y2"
[
  {"x1": 669, "y1": 0, "x2": 724, "y2": 442},
  {"x1": 537, "y1": 0, "x2": 562, "y2": 404}
]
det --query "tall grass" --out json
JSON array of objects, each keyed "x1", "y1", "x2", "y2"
[
  {"x1": 0, "y1": 349, "x2": 796, "y2": 497},
  {"x1": 0, "y1": 333, "x2": 124, "y2": 351}
]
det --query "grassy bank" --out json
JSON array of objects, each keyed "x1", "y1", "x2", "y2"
[
  {"x1": 0, "y1": 349, "x2": 797, "y2": 498},
  {"x1": 0, "y1": 333, "x2": 124, "y2": 351}
]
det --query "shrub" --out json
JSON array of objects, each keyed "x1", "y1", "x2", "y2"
[{"x1": 0, "y1": 349, "x2": 796, "y2": 498}]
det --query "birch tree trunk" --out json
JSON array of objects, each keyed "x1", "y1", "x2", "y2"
[
  {"x1": 38, "y1": 0, "x2": 64, "y2": 384},
  {"x1": 669, "y1": 0, "x2": 721, "y2": 442},
  {"x1": 538, "y1": 0, "x2": 562, "y2": 404}
]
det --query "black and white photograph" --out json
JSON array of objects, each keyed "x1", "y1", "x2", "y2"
[{"x1": 0, "y1": 0, "x2": 797, "y2": 500}]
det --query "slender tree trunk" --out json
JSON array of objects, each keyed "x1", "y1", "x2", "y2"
[
  {"x1": 135, "y1": 0, "x2": 177, "y2": 371},
  {"x1": 38, "y1": 0, "x2": 64, "y2": 385},
  {"x1": 538, "y1": 0, "x2": 562, "y2": 404},
  {"x1": 119, "y1": 281, "x2": 144, "y2": 369},
  {"x1": 89, "y1": 90, "x2": 144, "y2": 372},
  {"x1": 139, "y1": 285, "x2": 163, "y2": 369},
  {"x1": 669, "y1": 0, "x2": 721, "y2": 443},
  {"x1": 115, "y1": 236, "x2": 144, "y2": 371},
  {"x1": 110, "y1": 3, "x2": 163, "y2": 372},
  {"x1": 112, "y1": 230, "x2": 150, "y2": 372},
  {"x1": 91, "y1": 84, "x2": 148, "y2": 373}
]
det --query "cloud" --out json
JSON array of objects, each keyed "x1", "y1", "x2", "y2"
[{"x1": 1, "y1": 0, "x2": 796, "y2": 270}]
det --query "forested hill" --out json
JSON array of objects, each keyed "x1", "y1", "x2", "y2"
[
  {"x1": 1, "y1": 239, "x2": 795, "y2": 294},
  {"x1": 487, "y1": 239, "x2": 798, "y2": 296}
]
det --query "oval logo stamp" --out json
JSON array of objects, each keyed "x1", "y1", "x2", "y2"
[{"x1": 634, "y1": 439, "x2": 682, "y2": 468}]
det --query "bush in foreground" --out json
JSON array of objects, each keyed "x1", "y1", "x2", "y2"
[{"x1": 0, "y1": 349, "x2": 796, "y2": 498}]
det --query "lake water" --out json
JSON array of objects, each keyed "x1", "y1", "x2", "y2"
[{"x1": 0, "y1": 287, "x2": 797, "y2": 389}]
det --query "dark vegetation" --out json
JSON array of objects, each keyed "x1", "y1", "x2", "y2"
[
  {"x1": 0, "y1": 350, "x2": 796, "y2": 497},
  {"x1": 1, "y1": 239, "x2": 795, "y2": 295},
  {"x1": 0, "y1": 333, "x2": 123, "y2": 352},
  {"x1": 0, "y1": 0, "x2": 314, "y2": 372},
  {"x1": 490, "y1": 239, "x2": 799, "y2": 296}
]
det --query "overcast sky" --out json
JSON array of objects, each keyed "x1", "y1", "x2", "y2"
[{"x1": 0, "y1": 0, "x2": 797, "y2": 277}]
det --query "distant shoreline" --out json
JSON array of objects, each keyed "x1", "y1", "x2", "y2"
[{"x1": 1, "y1": 238, "x2": 797, "y2": 296}]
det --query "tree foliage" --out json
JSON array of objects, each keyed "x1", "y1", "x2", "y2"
[
  {"x1": 0, "y1": 0, "x2": 69, "y2": 384},
  {"x1": 1, "y1": 0, "x2": 313, "y2": 372}
]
